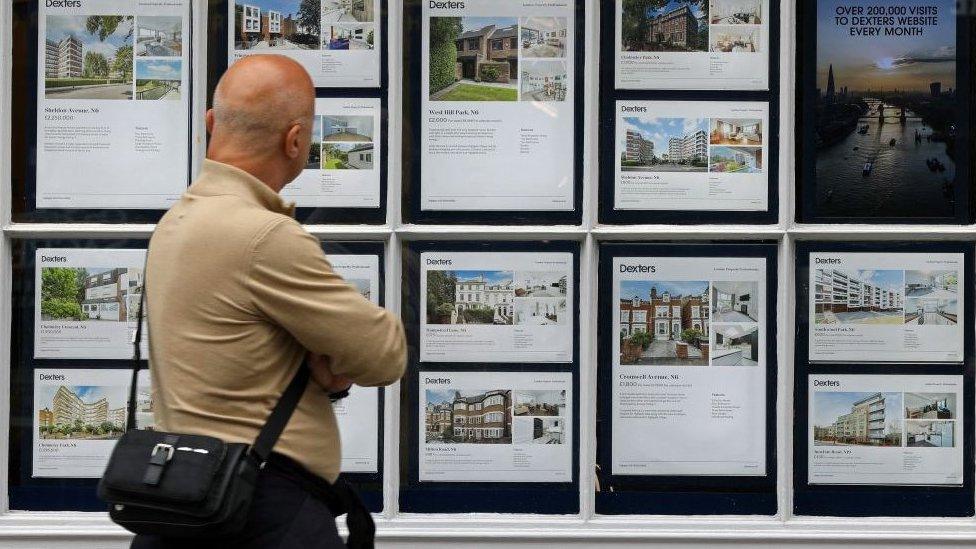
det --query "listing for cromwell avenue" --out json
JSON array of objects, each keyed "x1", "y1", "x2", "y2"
[
  {"x1": 422, "y1": 0, "x2": 576, "y2": 210},
  {"x1": 420, "y1": 371, "x2": 572, "y2": 483},
  {"x1": 809, "y1": 374, "x2": 963, "y2": 486},
  {"x1": 421, "y1": 251, "x2": 573, "y2": 363},
  {"x1": 809, "y1": 252, "x2": 963, "y2": 363},
  {"x1": 612, "y1": 256, "x2": 767, "y2": 476}
]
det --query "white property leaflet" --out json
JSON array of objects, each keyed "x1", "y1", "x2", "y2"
[
  {"x1": 808, "y1": 252, "x2": 964, "y2": 363},
  {"x1": 612, "y1": 256, "x2": 767, "y2": 475},
  {"x1": 282, "y1": 98, "x2": 382, "y2": 208},
  {"x1": 614, "y1": 100, "x2": 769, "y2": 211},
  {"x1": 229, "y1": 0, "x2": 381, "y2": 87},
  {"x1": 33, "y1": 369, "x2": 129, "y2": 478},
  {"x1": 34, "y1": 248, "x2": 148, "y2": 360},
  {"x1": 37, "y1": 1, "x2": 191, "y2": 209},
  {"x1": 809, "y1": 374, "x2": 964, "y2": 486},
  {"x1": 421, "y1": 0, "x2": 576, "y2": 211},
  {"x1": 328, "y1": 254, "x2": 380, "y2": 473},
  {"x1": 419, "y1": 371, "x2": 572, "y2": 482},
  {"x1": 420, "y1": 251, "x2": 574, "y2": 363},
  {"x1": 615, "y1": 0, "x2": 770, "y2": 90}
]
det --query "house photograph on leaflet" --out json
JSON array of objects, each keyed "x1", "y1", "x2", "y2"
[{"x1": 429, "y1": 16, "x2": 519, "y2": 101}]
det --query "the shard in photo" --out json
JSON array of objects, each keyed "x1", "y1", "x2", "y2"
[{"x1": 812, "y1": 0, "x2": 960, "y2": 219}]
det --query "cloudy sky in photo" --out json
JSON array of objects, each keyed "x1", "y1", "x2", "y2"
[
  {"x1": 47, "y1": 16, "x2": 133, "y2": 58},
  {"x1": 136, "y1": 59, "x2": 181, "y2": 80}
]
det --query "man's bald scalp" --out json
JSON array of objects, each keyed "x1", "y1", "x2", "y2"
[{"x1": 211, "y1": 55, "x2": 314, "y2": 153}]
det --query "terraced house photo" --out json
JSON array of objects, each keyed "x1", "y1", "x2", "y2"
[
  {"x1": 429, "y1": 17, "x2": 519, "y2": 101},
  {"x1": 425, "y1": 389, "x2": 512, "y2": 444},
  {"x1": 813, "y1": 269, "x2": 904, "y2": 324},
  {"x1": 45, "y1": 15, "x2": 134, "y2": 100},
  {"x1": 619, "y1": 280, "x2": 710, "y2": 366},
  {"x1": 813, "y1": 391, "x2": 903, "y2": 447},
  {"x1": 620, "y1": 0, "x2": 708, "y2": 52},
  {"x1": 40, "y1": 266, "x2": 143, "y2": 322},
  {"x1": 233, "y1": 1, "x2": 320, "y2": 50}
]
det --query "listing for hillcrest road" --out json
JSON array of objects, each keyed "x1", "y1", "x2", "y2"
[
  {"x1": 808, "y1": 252, "x2": 964, "y2": 363},
  {"x1": 612, "y1": 256, "x2": 767, "y2": 476},
  {"x1": 420, "y1": 251, "x2": 574, "y2": 363}
]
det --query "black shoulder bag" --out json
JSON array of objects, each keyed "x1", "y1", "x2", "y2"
[{"x1": 97, "y1": 281, "x2": 309, "y2": 538}]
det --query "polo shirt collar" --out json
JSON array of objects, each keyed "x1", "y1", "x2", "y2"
[{"x1": 190, "y1": 159, "x2": 295, "y2": 217}]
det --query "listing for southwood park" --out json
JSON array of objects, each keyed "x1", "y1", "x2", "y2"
[
  {"x1": 328, "y1": 254, "x2": 381, "y2": 473},
  {"x1": 37, "y1": 1, "x2": 191, "y2": 209},
  {"x1": 421, "y1": 251, "x2": 574, "y2": 363},
  {"x1": 229, "y1": 0, "x2": 381, "y2": 87},
  {"x1": 421, "y1": 0, "x2": 576, "y2": 211},
  {"x1": 809, "y1": 374, "x2": 963, "y2": 486},
  {"x1": 615, "y1": 100, "x2": 769, "y2": 211},
  {"x1": 282, "y1": 98, "x2": 382, "y2": 209},
  {"x1": 612, "y1": 256, "x2": 767, "y2": 476},
  {"x1": 420, "y1": 371, "x2": 573, "y2": 482},
  {"x1": 34, "y1": 248, "x2": 148, "y2": 360},
  {"x1": 615, "y1": 0, "x2": 770, "y2": 90},
  {"x1": 808, "y1": 252, "x2": 964, "y2": 363}
]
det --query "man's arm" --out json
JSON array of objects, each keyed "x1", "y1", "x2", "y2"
[{"x1": 247, "y1": 218, "x2": 407, "y2": 387}]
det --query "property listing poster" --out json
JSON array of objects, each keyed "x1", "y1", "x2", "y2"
[
  {"x1": 615, "y1": 0, "x2": 770, "y2": 90},
  {"x1": 810, "y1": 0, "x2": 961, "y2": 220},
  {"x1": 808, "y1": 374, "x2": 963, "y2": 485},
  {"x1": 614, "y1": 100, "x2": 769, "y2": 211},
  {"x1": 228, "y1": 0, "x2": 381, "y2": 87},
  {"x1": 282, "y1": 98, "x2": 382, "y2": 208},
  {"x1": 329, "y1": 254, "x2": 380, "y2": 473},
  {"x1": 33, "y1": 369, "x2": 130, "y2": 478},
  {"x1": 34, "y1": 248, "x2": 148, "y2": 360},
  {"x1": 420, "y1": 251, "x2": 574, "y2": 363},
  {"x1": 808, "y1": 252, "x2": 964, "y2": 363},
  {"x1": 419, "y1": 371, "x2": 573, "y2": 482},
  {"x1": 612, "y1": 256, "x2": 767, "y2": 475},
  {"x1": 36, "y1": 1, "x2": 190, "y2": 209},
  {"x1": 421, "y1": 0, "x2": 576, "y2": 211}
]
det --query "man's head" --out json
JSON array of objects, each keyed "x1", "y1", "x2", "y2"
[{"x1": 207, "y1": 55, "x2": 315, "y2": 193}]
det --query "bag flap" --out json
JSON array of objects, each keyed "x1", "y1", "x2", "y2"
[{"x1": 101, "y1": 429, "x2": 228, "y2": 504}]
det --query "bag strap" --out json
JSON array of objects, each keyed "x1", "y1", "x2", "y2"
[{"x1": 125, "y1": 261, "x2": 310, "y2": 467}]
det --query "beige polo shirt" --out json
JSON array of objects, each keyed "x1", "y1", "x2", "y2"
[{"x1": 146, "y1": 159, "x2": 405, "y2": 482}]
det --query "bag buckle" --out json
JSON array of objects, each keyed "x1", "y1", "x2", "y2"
[{"x1": 151, "y1": 443, "x2": 175, "y2": 462}]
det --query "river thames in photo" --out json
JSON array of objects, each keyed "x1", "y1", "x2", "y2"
[{"x1": 815, "y1": 99, "x2": 956, "y2": 218}]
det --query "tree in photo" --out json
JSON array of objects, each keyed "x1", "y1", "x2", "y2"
[
  {"x1": 83, "y1": 51, "x2": 109, "y2": 78},
  {"x1": 429, "y1": 17, "x2": 462, "y2": 94},
  {"x1": 85, "y1": 15, "x2": 133, "y2": 42},
  {"x1": 113, "y1": 44, "x2": 133, "y2": 81},
  {"x1": 298, "y1": 0, "x2": 322, "y2": 37},
  {"x1": 40, "y1": 267, "x2": 85, "y2": 320},
  {"x1": 426, "y1": 270, "x2": 458, "y2": 323}
]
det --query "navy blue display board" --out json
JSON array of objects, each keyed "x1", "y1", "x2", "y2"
[
  {"x1": 400, "y1": 0, "x2": 585, "y2": 225},
  {"x1": 399, "y1": 241, "x2": 581, "y2": 514},
  {"x1": 597, "y1": 1, "x2": 780, "y2": 225},
  {"x1": 10, "y1": 1, "x2": 192, "y2": 223},
  {"x1": 793, "y1": 241, "x2": 975, "y2": 517},
  {"x1": 8, "y1": 239, "x2": 387, "y2": 512},
  {"x1": 207, "y1": 0, "x2": 390, "y2": 225},
  {"x1": 595, "y1": 242, "x2": 778, "y2": 515},
  {"x1": 795, "y1": 0, "x2": 972, "y2": 223}
]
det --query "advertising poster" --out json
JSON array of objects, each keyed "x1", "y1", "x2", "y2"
[
  {"x1": 614, "y1": 100, "x2": 769, "y2": 211},
  {"x1": 808, "y1": 252, "x2": 964, "y2": 363},
  {"x1": 228, "y1": 0, "x2": 381, "y2": 87},
  {"x1": 282, "y1": 97, "x2": 382, "y2": 208},
  {"x1": 421, "y1": 0, "x2": 576, "y2": 211},
  {"x1": 36, "y1": 1, "x2": 191, "y2": 209},
  {"x1": 808, "y1": 374, "x2": 964, "y2": 485},
  {"x1": 419, "y1": 371, "x2": 573, "y2": 482},
  {"x1": 33, "y1": 369, "x2": 130, "y2": 478},
  {"x1": 804, "y1": 0, "x2": 965, "y2": 220},
  {"x1": 420, "y1": 251, "x2": 574, "y2": 363},
  {"x1": 34, "y1": 248, "x2": 148, "y2": 360},
  {"x1": 615, "y1": 0, "x2": 770, "y2": 90},
  {"x1": 328, "y1": 253, "x2": 381, "y2": 473},
  {"x1": 612, "y1": 256, "x2": 766, "y2": 475}
]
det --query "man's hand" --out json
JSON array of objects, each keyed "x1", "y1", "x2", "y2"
[{"x1": 307, "y1": 353, "x2": 353, "y2": 394}]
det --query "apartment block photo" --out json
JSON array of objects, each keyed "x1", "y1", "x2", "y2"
[
  {"x1": 619, "y1": 280, "x2": 710, "y2": 366},
  {"x1": 40, "y1": 266, "x2": 144, "y2": 323},
  {"x1": 425, "y1": 389, "x2": 512, "y2": 444},
  {"x1": 429, "y1": 17, "x2": 519, "y2": 101},
  {"x1": 45, "y1": 15, "x2": 135, "y2": 100},
  {"x1": 620, "y1": 117, "x2": 709, "y2": 172},
  {"x1": 37, "y1": 385, "x2": 126, "y2": 440},
  {"x1": 813, "y1": 391, "x2": 903, "y2": 447},
  {"x1": 621, "y1": 0, "x2": 709, "y2": 53},
  {"x1": 813, "y1": 269, "x2": 904, "y2": 324}
]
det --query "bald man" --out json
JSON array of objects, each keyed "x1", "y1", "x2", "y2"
[{"x1": 132, "y1": 56, "x2": 405, "y2": 549}]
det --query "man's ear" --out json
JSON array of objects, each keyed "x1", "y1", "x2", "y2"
[
  {"x1": 284, "y1": 123, "x2": 302, "y2": 159},
  {"x1": 205, "y1": 109, "x2": 215, "y2": 135}
]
